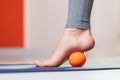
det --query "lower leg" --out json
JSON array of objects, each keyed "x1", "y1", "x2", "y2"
[
  {"x1": 35, "y1": 0, "x2": 95, "y2": 67},
  {"x1": 66, "y1": 0, "x2": 94, "y2": 29}
]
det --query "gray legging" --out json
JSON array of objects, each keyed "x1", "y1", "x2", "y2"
[{"x1": 66, "y1": 0, "x2": 94, "y2": 29}]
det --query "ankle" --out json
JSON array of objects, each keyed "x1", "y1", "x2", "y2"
[
  {"x1": 65, "y1": 28, "x2": 92, "y2": 37},
  {"x1": 65, "y1": 28, "x2": 91, "y2": 33}
]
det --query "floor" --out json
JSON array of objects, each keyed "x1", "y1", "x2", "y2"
[{"x1": 0, "y1": 49, "x2": 120, "y2": 80}]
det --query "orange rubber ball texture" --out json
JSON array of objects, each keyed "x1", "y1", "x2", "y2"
[{"x1": 68, "y1": 51, "x2": 86, "y2": 67}]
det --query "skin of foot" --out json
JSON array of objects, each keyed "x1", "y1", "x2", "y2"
[{"x1": 35, "y1": 28, "x2": 95, "y2": 67}]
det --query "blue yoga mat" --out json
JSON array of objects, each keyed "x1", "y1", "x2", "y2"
[{"x1": 0, "y1": 64, "x2": 120, "y2": 73}]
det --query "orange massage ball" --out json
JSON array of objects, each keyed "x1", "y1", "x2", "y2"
[{"x1": 68, "y1": 51, "x2": 86, "y2": 67}]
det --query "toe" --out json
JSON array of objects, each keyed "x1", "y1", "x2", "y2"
[{"x1": 35, "y1": 60, "x2": 46, "y2": 67}]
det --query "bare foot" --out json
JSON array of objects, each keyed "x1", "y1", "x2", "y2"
[{"x1": 35, "y1": 28, "x2": 95, "y2": 67}]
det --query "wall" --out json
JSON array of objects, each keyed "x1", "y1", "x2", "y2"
[
  {"x1": 24, "y1": 0, "x2": 68, "y2": 58},
  {"x1": 26, "y1": 0, "x2": 120, "y2": 58},
  {"x1": 90, "y1": 0, "x2": 120, "y2": 58},
  {"x1": 0, "y1": 0, "x2": 120, "y2": 63}
]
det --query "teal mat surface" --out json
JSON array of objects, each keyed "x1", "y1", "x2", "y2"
[{"x1": 0, "y1": 64, "x2": 120, "y2": 73}]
